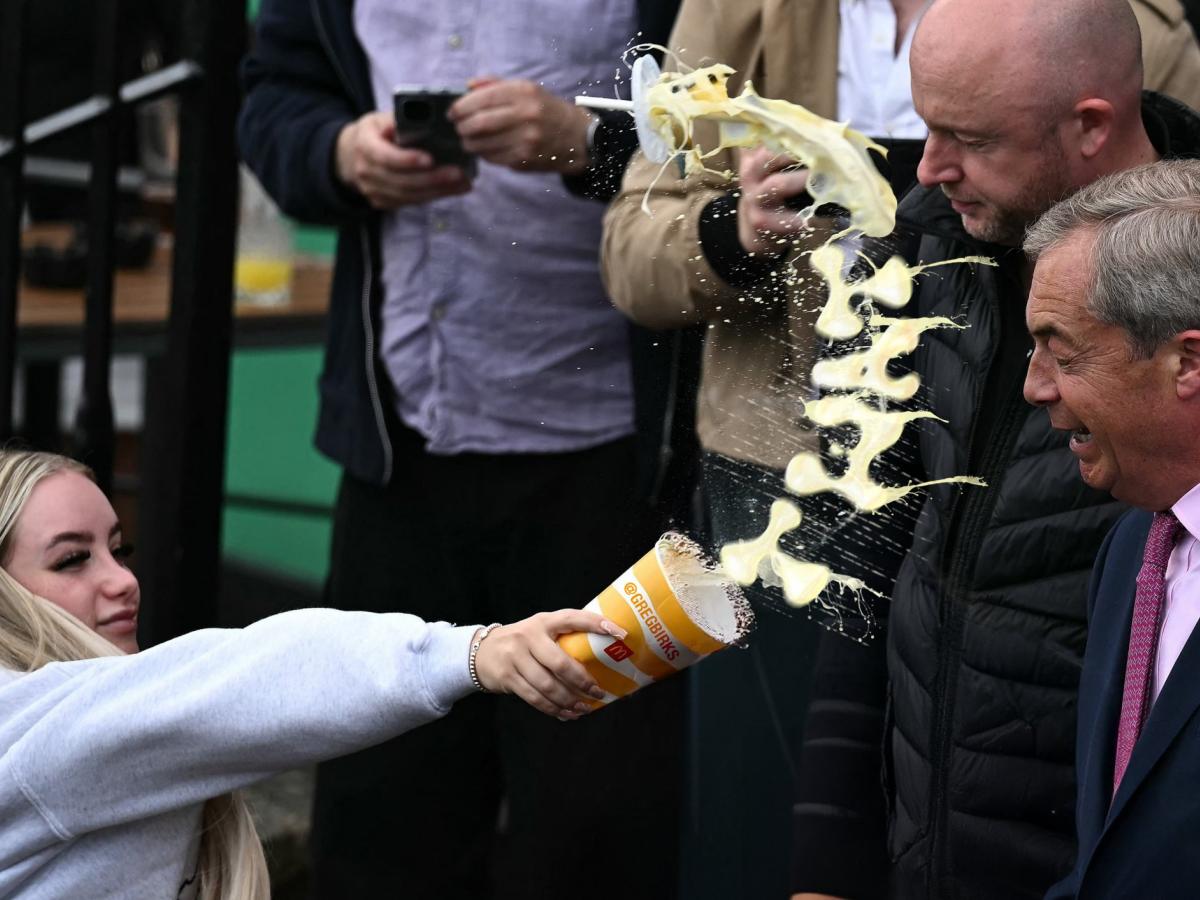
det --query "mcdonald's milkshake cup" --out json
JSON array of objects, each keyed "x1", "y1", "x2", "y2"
[{"x1": 558, "y1": 533, "x2": 754, "y2": 708}]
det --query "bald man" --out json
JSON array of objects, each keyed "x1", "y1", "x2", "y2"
[{"x1": 789, "y1": 2, "x2": 1200, "y2": 899}]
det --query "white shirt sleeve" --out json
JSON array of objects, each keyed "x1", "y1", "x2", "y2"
[{"x1": 0, "y1": 608, "x2": 475, "y2": 838}]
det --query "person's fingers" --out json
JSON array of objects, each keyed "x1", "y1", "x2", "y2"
[
  {"x1": 366, "y1": 139, "x2": 436, "y2": 172},
  {"x1": 465, "y1": 75, "x2": 500, "y2": 92},
  {"x1": 529, "y1": 634, "x2": 606, "y2": 699},
  {"x1": 509, "y1": 670, "x2": 584, "y2": 720},
  {"x1": 739, "y1": 145, "x2": 786, "y2": 179},
  {"x1": 354, "y1": 109, "x2": 394, "y2": 140},
  {"x1": 455, "y1": 105, "x2": 521, "y2": 140},
  {"x1": 537, "y1": 609, "x2": 627, "y2": 639},
  {"x1": 740, "y1": 149, "x2": 806, "y2": 197},
  {"x1": 460, "y1": 133, "x2": 525, "y2": 163},
  {"x1": 448, "y1": 84, "x2": 492, "y2": 120},
  {"x1": 507, "y1": 672, "x2": 562, "y2": 717},
  {"x1": 754, "y1": 169, "x2": 811, "y2": 209},
  {"x1": 450, "y1": 78, "x2": 533, "y2": 120},
  {"x1": 515, "y1": 654, "x2": 584, "y2": 711}
]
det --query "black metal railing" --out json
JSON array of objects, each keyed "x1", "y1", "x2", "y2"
[
  {"x1": 0, "y1": 1, "x2": 28, "y2": 444},
  {"x1": 0, "y1": 0, "x2": 247, "y2": 645}
]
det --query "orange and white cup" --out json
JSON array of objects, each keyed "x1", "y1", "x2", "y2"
[{"x1": 558, "y1": 533, "x2": 752, "y2": 708}]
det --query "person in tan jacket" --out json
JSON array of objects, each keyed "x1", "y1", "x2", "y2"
[
  {"x1": 604, "y1": 0, "x2": 1200, "y2": 485},
  {"x1": 600, "y1": 1, "x2": 1200, "y2": 898}
]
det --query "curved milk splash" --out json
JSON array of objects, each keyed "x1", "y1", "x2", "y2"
[
  {"x1": 640, "y1": 63, "x2": 896, "y2": 237},
  {"x1": 812, "y1": 314, "x2": 963, "y2": 401},
  {"x1": 601, "y1": 53, "x2": 994, "y2": 610},
  {"x1": 720, "y1": 500, "x2": 877, "y2": 608},
  {"x1": 783, "y1": 394, "x2": 985, "y2": 511},
  {"x1": 810, "y1": 244, "x2": 995, "y2": 342}
]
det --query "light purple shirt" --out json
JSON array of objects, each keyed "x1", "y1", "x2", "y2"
[
  {"x1": 353, "y1": 1, "x2": 639, "y2": 455},
  {"x1": 1154, "y1": 482, "x2": 1200, "y2": 702}
]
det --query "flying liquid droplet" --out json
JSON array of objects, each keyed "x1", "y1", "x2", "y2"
[
  {"x1": 812, "y1": 245, "x2": 996, "y2": 341},
  {"x1": 812, "y1": 315, "x2": 965, "y2": 401},
  {"x1": 785, "y1": 394, "x2": 985, "y2": 511},
  {"x1": 719, "y1": 499, "x2": 801, "y2": 585}
]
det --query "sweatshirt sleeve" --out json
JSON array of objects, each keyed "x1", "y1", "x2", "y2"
[
  {"x1": 1, "y1": 609, "x2": 475, "y2": 839},
  {"x1": 237, "y1": 0, "x2": 371, "y2": 225}
]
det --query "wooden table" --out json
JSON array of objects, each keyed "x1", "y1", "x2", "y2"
[
  {"x1": 14, "y1": 224, "x2": 334, "y2": 462},
  {"x1": 18, "y1": 225, "x2": 332, "y2": 358}
]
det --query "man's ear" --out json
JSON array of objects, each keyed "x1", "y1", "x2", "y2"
[
  {"x1": 1175, "y1": 330, "x2": 1200, "y2": 400},
  {"x1": 1074, "y1": 99, "x2": 1115, "y2": 160}
]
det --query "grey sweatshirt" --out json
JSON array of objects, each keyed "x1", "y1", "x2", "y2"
[{"x1": 0, "y1": 608, "x2": 476, "y2": 898}]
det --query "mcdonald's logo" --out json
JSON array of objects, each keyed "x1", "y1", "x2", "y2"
[{"x1": 604, "y1": 640, "x2": 634, "y2": 662}]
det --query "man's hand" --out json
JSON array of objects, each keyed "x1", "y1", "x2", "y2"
[
  {"x1": 449, "y1": 78, "x2": 591, "y2": 175},
  {"x1": 335, "y1": 110, "x2": 472, "y2": 209},
  {"x1": 737, "y1": 146, "x2": 813, "y2": 255}
]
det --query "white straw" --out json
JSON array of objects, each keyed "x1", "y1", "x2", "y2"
[{"x1": 574, "y1": 96, "x2": 635, "y2": 111}]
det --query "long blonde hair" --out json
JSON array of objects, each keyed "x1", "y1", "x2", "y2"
[{"x1": 0, "y1": 449, "x2": 270, "y2": 899}]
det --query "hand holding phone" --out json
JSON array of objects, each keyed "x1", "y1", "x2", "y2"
[
  {"x1": 448, "y1": 78, "x2": 591, "y2": 175},
  {"x1": 393, "y1": 85, "x2": 478, "y2": 177},
  {"x1": 334, "y1": 110, "x2": 472, "y2": 210}
]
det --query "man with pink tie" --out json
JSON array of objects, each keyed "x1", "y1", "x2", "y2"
[{"x1": 1023, "y1": 157, "x2": 1200, "y2": 899}]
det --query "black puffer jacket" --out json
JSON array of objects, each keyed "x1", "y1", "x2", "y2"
[
  {"x1": 884, "y1": 203, "x2": 1122, "y2": 900},
  {"x1": 792, "y1": 92, "x2": 1200, "y2": 900}
]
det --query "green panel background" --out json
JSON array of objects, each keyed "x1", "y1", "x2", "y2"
[
  {"x1": 229, "y1": 0, "x2": 339, "y2": 585},
  {"x1": 221, "y1": 228, "x2": 338, "y2": 585}
]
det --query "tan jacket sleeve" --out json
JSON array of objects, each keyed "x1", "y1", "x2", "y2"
[
  {"x1": 1134, "y1": 0, "x2": 1200, "y2": 110},
  {"x1": 600, "y1": 0, "x2": 766, "y2": 330}
]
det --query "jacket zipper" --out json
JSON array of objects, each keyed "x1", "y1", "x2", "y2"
[
  {"x1": 356, "y1": 227, "x2": 392, "y2": 483},
  {"x1": 310, "y1": 0, "x2": 393, "y2": 483},
  {"x1": 926, "y1": 369, "x2": 1028, "y2": 895}
]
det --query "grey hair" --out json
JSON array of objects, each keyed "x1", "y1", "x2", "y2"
[{"x1": 1023, "y1": 159, "x2": 1200, "y2": 358}]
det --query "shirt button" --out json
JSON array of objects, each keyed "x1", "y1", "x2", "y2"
[
  {"x1": 447, "y1": 34, "x2": 463, "y2": 49},
  {"x1": 433, "y1": 218, "x2": 449, "y2": 232},
  {"x1": 431, "y1": 303, "x2": 447, "y2": 321}
]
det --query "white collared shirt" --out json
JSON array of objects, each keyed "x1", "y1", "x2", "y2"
[
  {"x1": 837, "y1": 0, "x2": 929, "y2": 137},
  {"x1": 1156, "y1": 482, "x2": 1200, "y2": 701}
]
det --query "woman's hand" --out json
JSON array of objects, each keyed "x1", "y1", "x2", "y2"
[{"x1": 473, "y1": 610, "x2": 625, "y2": 719}]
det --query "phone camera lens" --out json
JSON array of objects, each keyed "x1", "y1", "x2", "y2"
[{"x1": 402, "y1": 99, "x2": 433, "y2": 121}]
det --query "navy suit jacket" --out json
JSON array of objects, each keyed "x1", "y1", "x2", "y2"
[{"x1": 1048, "y1": 509, "x2": 1200, "y2": 899}]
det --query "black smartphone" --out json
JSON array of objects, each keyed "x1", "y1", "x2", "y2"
[{"x1": 392, "y1": 85, "x2": 477, "y2": 176}]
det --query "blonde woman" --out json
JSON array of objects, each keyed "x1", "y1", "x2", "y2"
[{"x1": 0, "y1": 449, "x2": 622, "y2": 898}]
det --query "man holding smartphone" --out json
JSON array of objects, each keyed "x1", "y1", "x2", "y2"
[
  {"x1": 239, "y1": 3, "x2": 682, "y2": 899},
  {"x1": 335, "y1": 77, "x2": 600, "y2": 207}
]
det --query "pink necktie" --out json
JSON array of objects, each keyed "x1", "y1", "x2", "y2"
[{"x1": 1113, "y1": 511, "x2": 1183, "y2": 795}]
